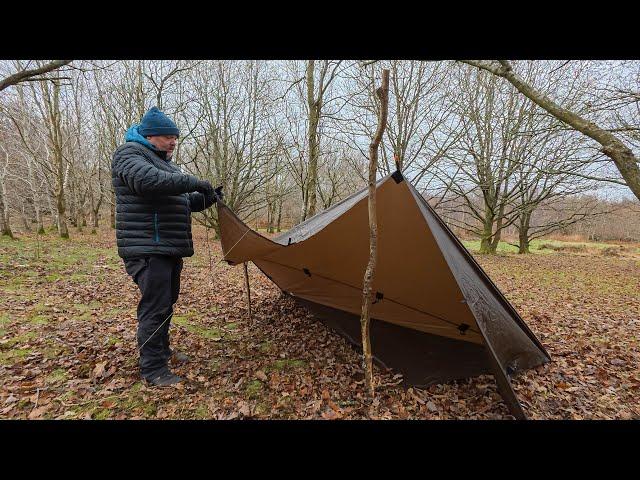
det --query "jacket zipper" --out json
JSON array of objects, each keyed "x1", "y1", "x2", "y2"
[{"x1": 154, "y1": 213, "x2": 159, "y2": 242}]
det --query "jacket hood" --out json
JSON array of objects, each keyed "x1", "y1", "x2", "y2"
[{"x1": 125, "y1": 124, "x2": 161, "y2": 151}]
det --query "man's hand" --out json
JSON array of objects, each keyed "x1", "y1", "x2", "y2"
[
  {"x1": 195, "y1": 179, "x2": 214, "y2": 197},
  {"x1": 204, "y1": 186, "x2": 224, "y2": 206}
]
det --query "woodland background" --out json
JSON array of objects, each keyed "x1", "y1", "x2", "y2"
[
  {"x1": 1, "y1": 60, "x2": 639, "y2": 249},
  {"x1": 0, "y1": 60, "x2": 638, "y2": 420}
]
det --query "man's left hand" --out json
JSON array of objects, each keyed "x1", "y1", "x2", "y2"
[{"x1": 214, "y1": 186, "x2": 224, "y2": 202}]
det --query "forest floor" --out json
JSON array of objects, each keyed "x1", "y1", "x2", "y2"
[{"x1": 1, "y1": 226, "x2": 639, "y2": 420}]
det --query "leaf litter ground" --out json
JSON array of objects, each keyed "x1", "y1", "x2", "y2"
[{"x1": 0, "y1": 227, "x2": 638, "y2": 420}]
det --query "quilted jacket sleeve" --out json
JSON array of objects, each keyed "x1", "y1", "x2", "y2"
[
  {"x1": 188, "y1": 192, "x2": 216, "y2": 212},
  {"x1": 113, "y1": 145, "x2": 199, "y2": 196}
]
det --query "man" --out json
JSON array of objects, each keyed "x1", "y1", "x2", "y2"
[{"x1": 111, "y1": 106, "x2": 221, "y2": 386}]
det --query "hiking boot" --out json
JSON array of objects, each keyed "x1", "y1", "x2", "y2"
[
  {"x1": 145, "y1": 371, "x2": 184, "y2": 387},
  {"x1": 170, "y1": 350, "x2": 190, "y2": 364}
]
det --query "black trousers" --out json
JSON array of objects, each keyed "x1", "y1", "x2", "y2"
[{"x1": 123, "y1": 255, "x2": 183, "y2": 379}]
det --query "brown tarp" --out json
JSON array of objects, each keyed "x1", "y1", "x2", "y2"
[{"x1": 216, "y1": 171, "x2": 550, "y2": 418}]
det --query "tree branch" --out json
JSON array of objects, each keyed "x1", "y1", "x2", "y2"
[
  {"x1": 0, "y1": 60, "x2": 73, "y2": 92},
  {"x1": 459, "y1": 60, "x2": 640, "y2": 202}
]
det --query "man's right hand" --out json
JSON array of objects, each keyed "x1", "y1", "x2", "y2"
[{"x1": 195, "y1": 179, "x2": 214, "y2": 197}]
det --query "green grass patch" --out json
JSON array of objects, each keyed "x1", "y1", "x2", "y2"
[
  {"x1": 0, "y1": 275, "x2": 30, "y2": 290},
  {"x1": 173, "y1": 315, "x2": 223, "y2": 340},
  {"x1": 69, "y1": 273, "x2": 89, "y2": 283},
  {"x1": 1, "y1": 331, "x2": 37, "y2": 348},
  {"x1": 192, "y1": 405, "x2": 209, "y2": 419},
  {"x1": 462, "y1": 240, "x2": 519, "y2": 254},
  {"x1": 105, "y1": 307, "x2": 132, "y2": 319},
  {"x1": 74, "y1": 301, "x2": 102, "y2": 321},
  {"x1": 0, "y1": 347, "x2": 33, "y2": 365},
  {"x1": 121, "y1": 385, "x2": 157, "y2": 417},
  {"x1": 30, "y1": 314, "x2": 49, "y2": 325},
  {"x1": 130, "y1": 382, "x2": 144, "y2": 393},
  {"x1": 92, "y1": 408, "x2": 111, "y2": 420},
  {"x1": 460, "y1": 238, "x2": 636, "y2": 255},
  {"x1": 30, "y1": 302, "x2": 50, "y2": 313},
  {"x1": 269, "y1": 359, "x2": 307, "y2": 372},
  {"x1": 42, "y1": 345, "x2": 65, "y2": 360},
  {"x1": 253, "y1": 403, "x2": 270, "y2": 416},
  {"x1": 46, "y1": 368, "x2": 68, "y2": 385},
  {"x1": 208, "y1": 358, "x2": 221, "y2": 372},
  {"x1": 245, "y1": 379, "x2": 264, "y2": 399}
]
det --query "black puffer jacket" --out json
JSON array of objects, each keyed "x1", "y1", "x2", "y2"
[{"x1": 111, "y1": 141, "x2": 214, "y2": 259}]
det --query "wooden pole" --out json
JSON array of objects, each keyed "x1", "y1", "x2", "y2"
[
  {"x1": 243, "y1": 262, "x2": 252, "y2": 321},
  {"x1": 360, "y1": 69, "x2": 390, "y2": 399}
]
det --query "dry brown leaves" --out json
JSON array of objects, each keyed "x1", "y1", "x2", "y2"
[{"x1": 0, "y1": 228, "x2": 638, "y2": 420}]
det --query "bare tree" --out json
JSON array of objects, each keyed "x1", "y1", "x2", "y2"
[
  {"x1": 461, "y1": 60, "x2": 640, "y2": 202},
  {"x1": 24, "y1": 63, "x2": 71, "y2": 238},
  {"x1": 0, "y1": 142, "x2": 13, "y2": 237},
  {"x1": 281, "y1": 60, "x2": 346, "y2": 220},
  {"x1": 183, "y1": 60, "x2": 280, "y2": 234},
  {"x1": 434, "y1": 67, "x2": 528, "y2": 253}
]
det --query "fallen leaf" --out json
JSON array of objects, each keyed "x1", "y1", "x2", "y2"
[
  {"x1": 1, "y1": 405, "x2": 14, "y2": 415},
  {"x1": 28, "y1": 405, "x2": 50, "y2": 419},
  {"x1": 327, "y1": 400, "x2": 342, "y2": 414},
  {"x1": 238, "y1": 402, "x2": 251, "y2": 417},
  {"x1": 321, "y1": 408, "x2": 340, "y2": 420},
  {"x1": 93, "y1": 361, "x2": 107, "y2": 378}
]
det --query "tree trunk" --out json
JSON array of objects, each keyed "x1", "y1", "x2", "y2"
[
  {"x1": 479, "y1": 211, "x2": 494, "y2": 254},
  {"x1": 518, "y1": 212, "x2": 532, "y2": 254},
  {"x1": 57, "y1": 186, "x2": 69, "y2": 239},
  {"x1": 489, "y1": 212, "x2": 504, "y2": 253},
  {"x1": 110, "y1": 196, "x2": 116, "y2": 229},
  {"x1": 92, "y1": 208, "x2": 100, "y2": 229},
  {"x1": 461, "y1": 60, "x2": 640, "y2": 202},
  {"x1": 306, "y1": 60, "x2": 320, "y2": 219},
  {"x1": 276, "y1": 198, "x2": 282, "y2": 233},
  {"x1": 20, "y1": 206, "x2": 32, "y2": 233},
  {"x1": 0, "y1": 183, "x2": 13, "y2": 239},
  {"x1": 360, "y1": 69, "x2": 390, "y2": 399},
  {"x1": 40, "y1": 78, "x2": 69, "y2": 239},
  {"x1": 55, "y1": 143, "x2": 69, "y2": 239},
  {"x1": 36, "y1": 210, "x2": 44, "y2": 235},
  {"x1": 267, "y1": 200, "x2": 274, "y2": 233}
]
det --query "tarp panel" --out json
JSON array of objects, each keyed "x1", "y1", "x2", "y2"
[
  {"x1": 252, "y1": 177, "x2": 482, "y2": 343},
  {"x1": 407, "y1": 182, "x2": 550, "y2": 374},
  {"x1": 217, "y1": 203, "x2": 282, "y2": 263},
  {"x1": 255, "y1": 258, "x2": 483, "y2": 343},
  {"x1": 292, "y1": 297, "x2": 491, "y2": 386}
]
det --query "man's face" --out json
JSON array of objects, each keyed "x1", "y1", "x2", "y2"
[{"x1": 147, "y1": 135, "x2": 178, "y2": 157}]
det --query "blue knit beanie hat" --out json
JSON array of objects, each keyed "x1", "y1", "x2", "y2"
[{"x1": 138, "y1": 106, "x2": 180, "y2": 137}]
